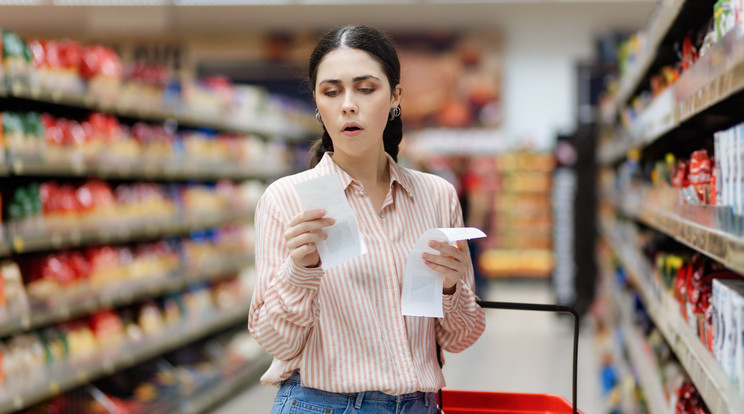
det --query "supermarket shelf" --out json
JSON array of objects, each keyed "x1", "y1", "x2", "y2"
[
  {"x1": 601, "y1": 222, "x2": 744, "y2": 414},
  {"x1": 182, "y1": 352, "x2": 272, "y2": 414},
  {"x1": 6, "y1": 208, "x2": 252, "y2": 254},
  {"x1": 6, "y1": 150, "x2": 291, "y2": 181},
  {"x1": 0, "y1": 301, "x2": 251, "y2": 413},
  {"x1": 0, "y1": 256, "x2": 253, "y2": 338},
  {"x1": 600, "y1": 27, "x2": 744, "y2": 165},
  {"x1": 614, "y1": 288, "x2": 671, "y2": 414},
  {"x1": 2, "y1": 84, "x2": 314, "y2": 141},
  {"x1": 613, "y1": 0, "x2": 684, "y2": 113},
  {"x1": 619, "y1": 199, "x2": 744, "y2": 276}
]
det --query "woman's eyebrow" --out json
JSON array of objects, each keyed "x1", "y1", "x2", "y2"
[{"x1": 319, "y1": 75, "x2": 381, "y2": 85}]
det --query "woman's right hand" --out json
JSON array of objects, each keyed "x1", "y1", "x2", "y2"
[{"x1": 284, "y1": 209, "x2": 336, "y2": 268}]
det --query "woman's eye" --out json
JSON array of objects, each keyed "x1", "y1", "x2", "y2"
[
  {"x1": 324, "y1": 90, "x2": 340, "y2": 97},
  {"x1": 359, "y1": 88, "x2": 375, "y2": 93}
]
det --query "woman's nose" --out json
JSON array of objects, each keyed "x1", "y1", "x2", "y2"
[{"x1": 341, "y1": 95, "x2": 357, "y2": 114}]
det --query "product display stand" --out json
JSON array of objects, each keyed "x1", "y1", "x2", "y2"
[
  {"x1": 0, "y1": 256, "x2": 253, "y2": 338},
  {"x1": 600, "y1": 221, "x2": 744, "y2": 414},
  {"x1": 597, "y1": 1, "x2": 744, "y2": 412},
  {"x1": 0, "y1": 302, "x2": 252, "y2": 412},
  {"x1": 0, "y1": 33, "x2": 314, "y2": 412}
]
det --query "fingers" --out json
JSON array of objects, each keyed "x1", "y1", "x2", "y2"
[
  {"x1": 288, "y1": 209, "x2": 329, "y2": 227},
  {"x1": 422, "y1": 251, "x2": 465, "y2": 274},
  {"x1": 286, "y1": 230, "x2": 327, "y2": 251},
  {"x1": 284, "y1": 218, "x2": 335, "y2": 241},
  {"x1": 285, "y1": 210, "x2": 335, "y2": 241},
  {"x1": 428, "y1": 240, "x2": 468, "y2": 261}
]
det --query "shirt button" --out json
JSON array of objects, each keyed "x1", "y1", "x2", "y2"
[{"x1": 380, "y1": 212, "x2": 385, "y2": 219}]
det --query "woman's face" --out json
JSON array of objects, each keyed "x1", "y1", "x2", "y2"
[{"x1": 314, "y1": 47, "x2": 402, "y2": 160}]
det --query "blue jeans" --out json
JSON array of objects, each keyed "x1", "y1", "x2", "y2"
[{"x1": 270, "y1": 371, "x2": 439, "y2": 414}]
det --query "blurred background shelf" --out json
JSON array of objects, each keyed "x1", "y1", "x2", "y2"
[
  {"x1": 0, "y1": 255, "x2": 252, "y2": 338},
  {"x1": 0, "y1": 301, "x2": 251, "y2": 413},
  {"x1": 5, "y1": 208, "x2": 252, "y2": 254},
  {"x1": 6, "y1": 150, "x2": 291, "y2": 181}
]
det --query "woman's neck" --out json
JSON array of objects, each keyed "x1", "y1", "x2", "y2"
[{"x1": 331, "y1": 151, "x2": 390, "y2": 188}]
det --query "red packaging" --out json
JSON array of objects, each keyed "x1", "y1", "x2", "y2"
[
  {"x1": 689, "y1": 150, "x2": 711, "y2": 203},
  {"x1": 672, "y1": 160, "x2": 689, "y2": 188},
  {"x1": 710, "y1": 157, "x2": 717, "y2": 205}
]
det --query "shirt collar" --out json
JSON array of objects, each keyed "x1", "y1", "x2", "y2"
[{"x1": 314, "y1": 152, "x2": 414, "y2": 199}]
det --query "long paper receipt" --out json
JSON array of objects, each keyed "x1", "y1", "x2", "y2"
[
  {"x1": 401, "y1": 227, "x2": 486, "y2": 318},
  {"x1": 294, "y1": 174, "x2": 367, "y2": 270}
]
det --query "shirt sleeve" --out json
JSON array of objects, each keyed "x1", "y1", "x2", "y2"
[
  {"x1": 436, "y1": 185, "x2": 486, "y2": 353},
  {"x1": 248, "y1": 190, "x2": 324, "y2": 361}
]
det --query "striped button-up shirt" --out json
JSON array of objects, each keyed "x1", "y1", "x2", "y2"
[{"x1": 248, "y1": 152, "x2": 486, "y2": 395}]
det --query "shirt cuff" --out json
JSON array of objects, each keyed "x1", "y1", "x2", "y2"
[
  {"x1": 442, "y1": 279, "x2": 467, "y2": 313},
  {"x1": 282, "y1": 258, "x2": 325, "y2": 290}
]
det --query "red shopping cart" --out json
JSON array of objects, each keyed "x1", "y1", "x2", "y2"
[{"x1": 438, "y1": 301, "x2": 583, "y2": 414}]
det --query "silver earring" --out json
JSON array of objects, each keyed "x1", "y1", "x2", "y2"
[
  {"x1": 315, "y1": 108, "x2": 323, "y2": 125},
  {"x1": 389, "y1": 106, "x2": 401, "y2": 121}
]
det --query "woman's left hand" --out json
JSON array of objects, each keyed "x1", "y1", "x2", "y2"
[{"x1": 423, "y1": 240, "x2": 469, "y2": 295}]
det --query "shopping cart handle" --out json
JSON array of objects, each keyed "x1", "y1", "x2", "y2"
[{"x1": 438, "y1": 300, "x2": 580, "y2": 414}]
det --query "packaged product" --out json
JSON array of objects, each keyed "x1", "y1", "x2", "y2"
[
  {"x1": 731, "y1": 289, "x2": 744, "y2": 397},
  {"x1": 689, "y1": 149, "x2": 712, "y2": 203},
  {"x1": 90, "y1": 309, "x2": 124, "y2": 349},
  {"x1": 2, "y1": 30, "x2": 32, "y2": 87},
  {"x1": 739, "y1": 124, "x2": 744, "y2": 214},
  {"x1": 138, "y1": 301, "x2": 164, "y2": 336},
  {"x1": 0, "y1": 262, "x2": 30, "y2": 320}
]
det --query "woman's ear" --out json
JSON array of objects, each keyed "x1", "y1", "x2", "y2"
[{"x1": 392, "y1": 85, "x2": 403, "y2": 107}]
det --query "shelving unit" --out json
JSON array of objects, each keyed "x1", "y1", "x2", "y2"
[
  {"x1": 181, "y1": 353, "x2": 272, "y2": 414},
  {"x1": 600, "y1": 219, "x2": 744, "y2": 414},
  {"x1": 0, "y1": 301, "x2": 252, "y2": 413},
  {"x1": 613, "y1": 285, "x2": 671, "y2": 414},
  {"x1": 611, "y1": 0, "x2": 685, "y2": 117},
  {"x1": 1, "y1": 85, "x2": 314, "y2": 141},
  {"x1": 5, "y1": 150, "x2": 291, "y2": 181},
  {"x1": 601, "y1": 27, "x2": 744, "y2": 166},
  {"x1": 0, "y1": 29, "x2": 313, "y2": 412},
  {"x1": 5, "y1": 207, "x2": 252, "y2": 255},
  {"x1": 0, "y1": 256, "x2": 253, "y2": 338},
  {"x1": 618, "y1": 198, "x2": 744, "y2": 275},
  {"x1": 597, "y1": 1, "x2": 744, "y2": 412}
]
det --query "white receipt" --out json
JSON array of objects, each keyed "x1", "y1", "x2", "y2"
[
  {"x1": 401, "y1": 227, "x2": 486, "y2": 318},
  {"x1": 294, "y1": 174, "x2": 367, "y2": 270}
]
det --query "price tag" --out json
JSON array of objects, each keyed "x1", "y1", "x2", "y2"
[{"x1": 49, "y1": 381, "x2": 60, "y2": 395}]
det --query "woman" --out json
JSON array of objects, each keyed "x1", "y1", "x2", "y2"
[{"x1": 248, "y1": 25, "x2": 486, "y2": 414}]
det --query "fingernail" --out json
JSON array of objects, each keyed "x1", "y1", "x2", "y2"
[{"x1": 429, "y1": 241, "x2": 437, "y2": 247}]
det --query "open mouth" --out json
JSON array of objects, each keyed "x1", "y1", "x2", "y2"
[{"x1": 344, "y1": 126, "x2": 361, "y2": 132}]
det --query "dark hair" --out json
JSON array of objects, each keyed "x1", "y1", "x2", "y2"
[{"x1": 308, "y1": 25, "x2": 403, "y2": 167}]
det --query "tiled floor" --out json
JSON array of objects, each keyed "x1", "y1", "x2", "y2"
[{"x1": 213, "y1": 279, "x2": 605, "y2": 413}]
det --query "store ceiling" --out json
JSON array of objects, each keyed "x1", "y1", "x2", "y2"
[{"x1": 0, "y1": 1, "x2": 655, "y2": 35}]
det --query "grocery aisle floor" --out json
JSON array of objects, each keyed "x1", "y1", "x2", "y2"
[{"x1": 214, "y1": 279, "x2": 604, "y2": 413}]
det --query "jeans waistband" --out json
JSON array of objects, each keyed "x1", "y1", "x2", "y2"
[{"x1": 283, "y1": 370, "x2": 432, "y2": 404}]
